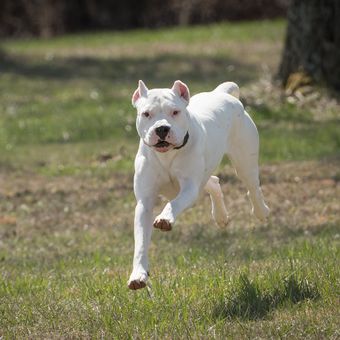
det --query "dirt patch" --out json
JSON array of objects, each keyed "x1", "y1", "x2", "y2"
[
  {"x1": 0, "y1": 160, "x2": 339, "y2": 241},
  {"x1": 215, "y1": 160, "x2": 340, "y2": 231}
]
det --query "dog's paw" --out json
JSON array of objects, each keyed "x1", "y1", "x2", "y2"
[
  {"x1": 153, "y1": 217, "x2": 172, "y2": 231},
  {"x1": 253, "y1": 204, "x2": 270, "y2": 221},
  {"x1": 212, "y1": 207, "x2": 229, "y2": 228},
  {"x1": 214, "y1": 214, "x2": 229, "y2": 228},
  {"x1": 128, "y1": 270, "x2": 148, "y2": 290}
]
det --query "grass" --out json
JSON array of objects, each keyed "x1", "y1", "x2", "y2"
[
  {"x1": 213, "y1": 271, "x2": 320, "y2": 321},
  {"x1": 0, "y1": 20, "x2": 340, "y2": 338},
  {"x1": 2, "y1": 20, "x2": 285, "y2": 52}
]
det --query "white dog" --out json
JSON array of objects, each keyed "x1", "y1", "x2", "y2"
[{"x1": 128, "y1": 80, "x2": 269, "y2": 290}]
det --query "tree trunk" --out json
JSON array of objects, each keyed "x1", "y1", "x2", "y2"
[{"x1": 278, "y1": 0, "x2": 340, "y2": 91}]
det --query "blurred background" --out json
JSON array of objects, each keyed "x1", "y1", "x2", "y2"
[
  {"x1": 0, "y1": 1, "x2": 339, "y2": 337},
  {"x1": 0, "y1": 0, "x2": 289, "y2": 37},
  {"x1": 0, "y1": 0, "x2": 339, "y2": 156}
]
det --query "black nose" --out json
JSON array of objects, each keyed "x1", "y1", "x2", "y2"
[{"x1": 155, "y1": 125, "x2": 170, "y2": 140}]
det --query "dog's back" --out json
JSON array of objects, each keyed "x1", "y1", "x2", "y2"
[{"x1": 187, "y1": 82, "x2": 244, "y2": 140}]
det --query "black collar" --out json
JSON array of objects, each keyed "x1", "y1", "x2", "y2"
[{"x1": 174, "y1": 132, "x2": 189, "y2": 150}]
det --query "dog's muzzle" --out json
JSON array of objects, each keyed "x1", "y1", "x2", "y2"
[{"x1": 145, "y1": 131, "x2": 189, "y2": 152}]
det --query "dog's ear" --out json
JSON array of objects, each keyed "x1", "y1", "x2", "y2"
[
  {"x1": 132, "y1": 80, "x2": 149, "y2": 107},
  {"x1": 172, "y1": 80, "x2": 190, "y2": 104}
]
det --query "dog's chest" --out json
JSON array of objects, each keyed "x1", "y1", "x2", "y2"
[
  {"x1": 158, "y1": 175, "x2": 180, "y2": 200},
  {"x1": 153, "y1": 153, "x2": 182, "y2": 199}
]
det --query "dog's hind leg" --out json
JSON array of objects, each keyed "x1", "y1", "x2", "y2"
[
  {"x1": 228, "y1": 113, "x2": 270, "y2": 221},
  {"x1": 205, "y1": 176, "x2": 229, "y2": 228},
  {"x1": 232, "y1": 160, "x2": 269, "y2": 221}
]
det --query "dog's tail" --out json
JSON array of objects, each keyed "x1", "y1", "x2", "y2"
[{"x1": 213, "y1": 82, "x2": 239, "y2": 99}]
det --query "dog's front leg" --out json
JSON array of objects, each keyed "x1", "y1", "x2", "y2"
[
  {"x1": 154, "y1": 179, "x2": 199, "y2": 231},
  {"x1": 128, "y1": 196, "x2": 154, "y2": 290},
  {"x1": 128, "y1": 152, "x2": 158, "y2": 290}
]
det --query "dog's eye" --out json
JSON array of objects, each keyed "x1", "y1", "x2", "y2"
[
  {"x1": 173, "y1": 110, "x2": 179, "y2": 116},
  {"x1": 142, "y1": 112, "x2": 150, "y2": 118}
]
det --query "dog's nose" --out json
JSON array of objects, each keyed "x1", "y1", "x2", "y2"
[{"x1": 155, "y1": 126, "x2": 170, "y2": 140}]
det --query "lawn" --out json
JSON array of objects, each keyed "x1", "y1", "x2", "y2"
[{"x1": 0, "y1": 20, "x2": 339, "y2": 338}]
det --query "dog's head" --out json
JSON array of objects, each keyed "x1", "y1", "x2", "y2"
[{"x1": 132, "y1": 80, "x2": 190, "y2": 153}]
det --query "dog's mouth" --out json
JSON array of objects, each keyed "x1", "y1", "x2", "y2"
[
  {"x1": 154, "y1": 140, "x2": 170, "y2": 148},
  {"x1": 152, "y1": 140, "x2": 173, "y2": 153}
]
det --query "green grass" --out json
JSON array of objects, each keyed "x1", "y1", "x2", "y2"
[
  {"x1": 260, "y1": 120, "x2": 340, "y2": 162},
  {"x1": 0, "y1": 223, "x2": 338, "y2": 338},
  {"x1": 0, "y1": 19, "x2": 338, "y2": 167},
  {"x1": 2, "y1": 20, "x2": 285, "y2": 52},
  {"x1": 213, "y1": 271, "x2": 320, "y2": 321},
  {"x1": 0, "y1": 20, "x2": 340, "y2": 338}
]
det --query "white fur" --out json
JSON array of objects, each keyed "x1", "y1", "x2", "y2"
[{"x1": 128, "y1": 80, "x2": 269, "y2": 289}]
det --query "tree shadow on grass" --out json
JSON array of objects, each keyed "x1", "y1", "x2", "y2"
[
  {"x1": 0, "y1": 50, "x2": 258, "y2": 86},
  {"x1": 212, "y1": 272, "x2": 320, "y2": 321}
]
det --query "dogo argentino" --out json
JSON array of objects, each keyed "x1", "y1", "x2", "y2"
[{"x1": 128, "y1": 80, "x2": 269, "y2": 290}]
